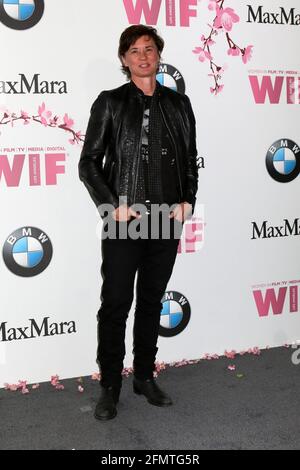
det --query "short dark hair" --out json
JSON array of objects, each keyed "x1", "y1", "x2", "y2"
[{"x1": 118, "y1": 24, "x2": 164, "y2": 79}]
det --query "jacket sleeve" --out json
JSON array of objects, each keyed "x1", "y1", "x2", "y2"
[
  {"x1": 78, "y1": 91, "x2": 119, "y2": 211},
  {"x1": 183, "y1": 95, "x2": 199, "y2": 214}
]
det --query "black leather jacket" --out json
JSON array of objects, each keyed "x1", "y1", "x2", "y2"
[{"x1": 79, "y1": 80, "x2": 198, "y2": 214}]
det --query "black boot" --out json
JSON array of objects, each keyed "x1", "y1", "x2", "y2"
[
  {"x1": 133, "y1": 377, "x2": 173, "y2": 407},
  {"x1": 94, "y1": 385, "x2": 120, "y2": 421}
]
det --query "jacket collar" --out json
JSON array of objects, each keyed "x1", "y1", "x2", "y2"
[{"x1": 129, "y1": 79, "x2": 162, "y2": 97}]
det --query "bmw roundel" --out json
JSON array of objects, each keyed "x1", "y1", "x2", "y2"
[
  {"x1": 0, "y1": 0, "x2": 44, "y2": 30},
  {"x1": 159, "y1": 291, "x2": 191, "y2": 337},
  {"x1": 266, "y1": 139, "x2": 300, "y2": 182},
  {"x1": 157, "y1": 63, "x2": 186, "y2": 94},
  {"x1": 3, "y1": 227, "x2": 52, "y2": 277}
]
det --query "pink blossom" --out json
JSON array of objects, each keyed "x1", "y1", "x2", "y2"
[
  {"x1": 193, "y1": 46, "x2": 212, "y2": 62},
  {"x1": 211, "y1": 354, "x2": 220, "y2": 360},
  {"x1": 208, "y1": 0, "x2": 217, "y2": 11},
  {"x1": 18, "y1": 380, "x2": 27, "y2": 390},
  {"x1": 242, "y1": 45, "x2": 253, "y2": 64},
  {"x1": 38, "y1": 102, "x2": 52, "y2": 126},
  {"x1": 78, "y1": 385, "x2": 84, "y2": 393},
  {"x1": 216, "y1": 84, "x2": 224, "y2": 94},
  {"x1": 228, "y1": 365, "x2": 236, "y2": 371},
  {"x1": 91, "y1": 372, "x2": 100, "y2": 381},
  {"x1": 228, "y1": 47, "x2": 240, "y2": 56},
  {"x1": 225, "y1": 350, "x2": 236, "y2": 359},
  {"x1": 247, "y1": 347, "x2": 261, "y2": 355},
  {"x1": 251, "y1": 347, "x2": 261, "y2": 356},
  {"x1": 4, "y1": 383, "x2": 18, "y2": 391},
  {"x1": 63, "y1": 113, "x2": 74, "y2": 129},
  {"x1": 50, "y1": 374, "x2": 65, "y2": 390},
  {"x1": 214, "y1": 6, "x2": 240, "y2": 32},
  {"x1": 55, "y1": 384, "x2": 65, "y2": 391},
  {"x1": 22, "y1": 388, "x2": 30, "y2": 395},
  {"x1": 204, "y1": 353, "x2": 213, "y2": 360},
  {"x1": 21, "y1": 110, "x2": 29, "y2": 119},
  {"x1": 51, "y1": 375, "x2": 59, "y2": 386},
  {"x1": 0, "y1": 106, "x2": 11, "y2": 116},
  {"x1": 155, "y1": 362, "x2": 167, "y2": 372},
  {"x1": 122, "y1": 367, "x2": 133, "y2": 377},
  {"x1": 49, "y1": 116, "x2": 59, "y2": 126},
  {"x1": 32, "y1": 384, "x2": 40, "y2": 390},
  {"x1": 193, "y1": 46, "x2": 204, "y2": 54},
  {"x1": 21, "y1": 109, "x2": 30, "y2": 126}
]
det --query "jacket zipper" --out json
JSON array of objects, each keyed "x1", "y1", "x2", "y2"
[{"x1": 159, "y1": 102, "x2": 183, "y2": 200}]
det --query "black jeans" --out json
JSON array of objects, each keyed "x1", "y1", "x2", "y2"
[{"x1": 97, "y1": 213, "x2": 183, "y2": 390}]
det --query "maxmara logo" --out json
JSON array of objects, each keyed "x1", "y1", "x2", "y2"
[
  {"x1": 247, "y1": 5, "x2": 300, "y2": 25},
  {"x1": 0, "y1": 317, "x2": 76, "y2": 342},
  {"x1": 251, "y1": 218, "x2": 300, "y2": 240},
  {"x1": 0, "y1": 74, "x2": 68, "y2": 95}
]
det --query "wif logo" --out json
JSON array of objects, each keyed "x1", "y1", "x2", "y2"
[
  {"x1": 0, "y1": 147, "x2": 66, "y2": 188},
  {"x1": 249, "y1": 73, "x2": 300, "y2": 105},
  {"x1": 252, "y1": 279, "x2": 299, "y2": 317},
  {"x1": 123, "y1": 0, "x2": 198, "y2": 27}
]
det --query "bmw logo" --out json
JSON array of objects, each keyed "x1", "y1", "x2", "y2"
[
  {"x1": 3, "y1": 227, "x2": 52, "y2": 277},
  {"x1": 0, "y1": 0, "x2": 44, "y2": 30},
  {"x1": 266, "y1": 139, "x2": 300, "y2": 182},
  {"x1": 159, "y1": 291, "x2": 191, "y2": 337},
  {"x1": 157, "y1": 63, "x2": 186, "y2": 94}
]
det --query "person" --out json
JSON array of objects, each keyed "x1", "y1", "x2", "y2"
[{"x1": 78, "y1": 24, "x2": 198, "y2": 421}]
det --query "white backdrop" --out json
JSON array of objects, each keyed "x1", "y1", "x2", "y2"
[{"x1": 0, "y1": 0, "x2": 299, "y2": 386}]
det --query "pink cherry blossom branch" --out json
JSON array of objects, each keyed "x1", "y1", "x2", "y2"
[
  {"x1": 193, "y1": 0, "x2": 254, "y2": 95},
  {"x1": 0, "y1": 103, "x2": 85, "y2": 145}
]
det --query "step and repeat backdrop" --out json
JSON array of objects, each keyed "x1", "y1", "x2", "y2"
[{"x1": 0, "y1": 0, "x2": 299, "y2": 385}]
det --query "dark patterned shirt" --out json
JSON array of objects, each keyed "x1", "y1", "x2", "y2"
[{"x1": 134, "y1": 95, "x2": 180, "y2": 207}]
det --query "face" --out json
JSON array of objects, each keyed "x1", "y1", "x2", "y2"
[{"x1": 122, "y1": 35, "x2": 160, "y2": 80}]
